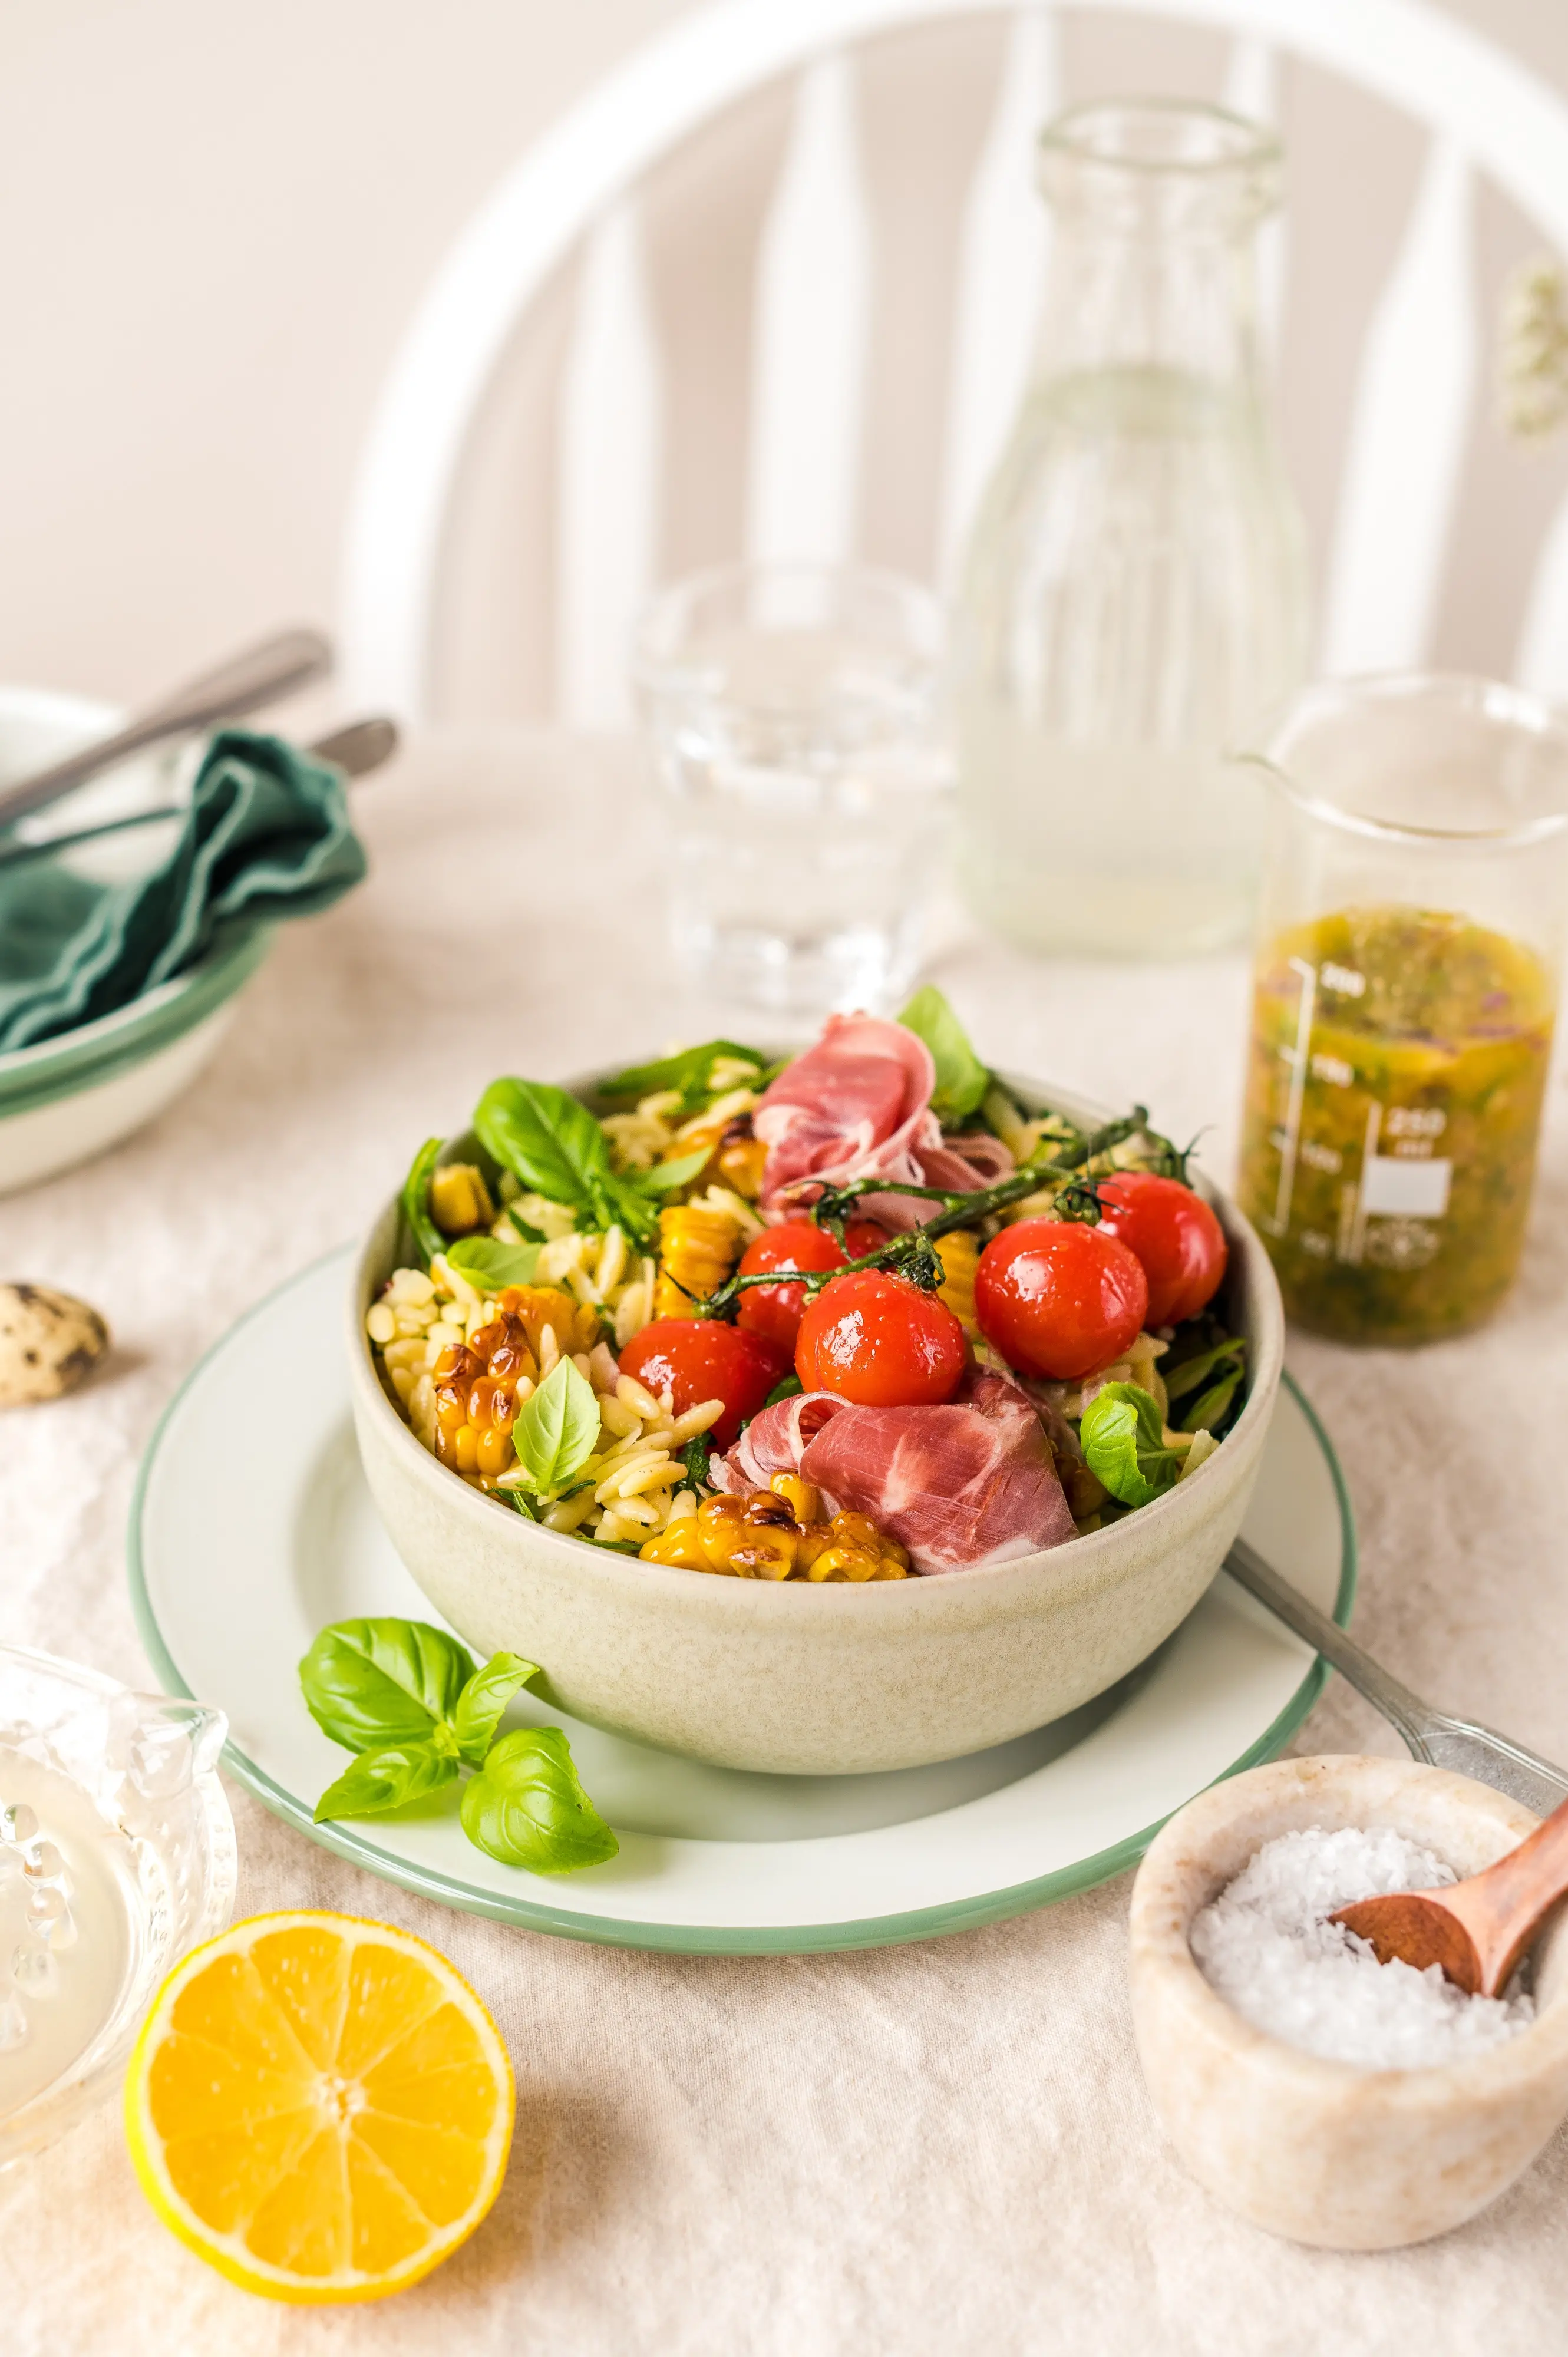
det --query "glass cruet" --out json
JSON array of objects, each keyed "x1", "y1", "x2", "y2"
[{"x1": 950, "y1": 99, "x2": 1309, "y2": 958}]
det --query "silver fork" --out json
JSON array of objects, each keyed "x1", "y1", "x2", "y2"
[{"x1": 1225, "y1": 1534, "x2": 1568, "y2": 1816}]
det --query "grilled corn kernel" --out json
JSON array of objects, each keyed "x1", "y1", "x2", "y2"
[
  {"x1": 639, "y1": 1521, "x2": 713, "y2": 1570},
  {"x1": 770, "y1": 1471, "x2": 820, "y2": 1524},
  {"x1": 642, "y1": 1485, "x2": 907, "y2": 1580},
  {"x1": 655, "y1": 1203, "x2": 742, "y2": 1319},
  {"x1": 935, "y1": 1230, "x2": 981, "y2": 1336},
  {"x1": 495, "y1": 1283, "x2": 600, "y2": 1360},
  {"x1": 717, "y1": 1131, "x2": 768, "y2": 1200},
  {"x1": 429, "y1": 1162, "x2": 496, "y2": 1236}
]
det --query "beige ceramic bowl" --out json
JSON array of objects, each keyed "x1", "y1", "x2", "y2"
[
  {"x1": 1128, "y1": 1754, "x2": 1568, "y2": 2249},
  {"x1": 348, "y1": 1072, "x2": 1284, "y2": 1775}
]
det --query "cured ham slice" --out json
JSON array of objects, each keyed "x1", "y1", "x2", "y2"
[
  {"x1": 801, "y1": 1369, "x2": 1077, "y2": 1572},
  {"x1": 754, "y1": 1013, "x2": 1013, "y2": 1227},
  {"x1": 709, "y1": 1368, "x2": 1076, "y2": 1572},
  {"x1": 708, "y1": 1391, "x2": 848, "y2": 1498}
]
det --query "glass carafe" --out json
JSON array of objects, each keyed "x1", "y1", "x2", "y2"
[{"x1": 952, "y1": 100, "x2": 1308, "y2": 957}]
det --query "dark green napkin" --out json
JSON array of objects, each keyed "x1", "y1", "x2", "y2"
[{"x1": 0, "y1": 728, "x2": 367, "y2": 1051}]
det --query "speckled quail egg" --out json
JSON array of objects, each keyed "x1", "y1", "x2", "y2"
[{"x1": 0, "y1": 1284, "x2": 110, "y2": 1406}]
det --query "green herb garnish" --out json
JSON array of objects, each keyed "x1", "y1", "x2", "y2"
[
  {"x1": 1079, "y1": 1382, "x2": 1187, "y2": 1508},
  {"x1": 300, "y1": 1615, "x2": 616, "y2": 1873},
  {"x1": 599, "y1": 1039, "x2": 773, "y2": 1114},
  {"x1": 400, "y1": 1137, "x2": 446, "y2": 1269},
  {"x1": 447, "y1": 1234, "x2": 542, "y2": 1289},
  {"x1": 460, "y1": 1729, "x2": 619, "y2": 1874},
  {"x1": 897, "y1": 987, "x2": 990, "y2": 1125}
]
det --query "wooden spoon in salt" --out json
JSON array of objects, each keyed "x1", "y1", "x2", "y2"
[{"x1": 1332, "y1": 1798, "x2": 1568, "y2": 1996}]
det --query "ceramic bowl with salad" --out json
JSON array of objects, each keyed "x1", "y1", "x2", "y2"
[{"x1": 348, "y1": 994, "x2": 1283, "y2": 1774}]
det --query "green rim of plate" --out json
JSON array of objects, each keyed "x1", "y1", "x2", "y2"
[
  {"x1": 127, "y1": 1249, "x2": 1357, "y2": 1955},
  {"x1": 0, "y1": 925, "x2": 273, "y2": 1118}
]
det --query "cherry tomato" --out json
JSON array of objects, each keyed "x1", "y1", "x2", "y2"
[
  {"x1": 618, "y1": 1319, "x2": 792, "y2": 1449},
  {"x1": 1094, "y1": 1171, "x2": 1228, "y2": 1327},
  {"x1": 795, "y1": 1270, "x2": 968, "y2": 1407},
  {"x1": 735, "y1": 1221, "x2": 847, "y2": 1349},
  {"x1": 842, "y1": 1217, "x2": 890, "y2": 1258},
  {"x1": 974, "y1": 1219, "x2": 1148, "y2": 1381}
]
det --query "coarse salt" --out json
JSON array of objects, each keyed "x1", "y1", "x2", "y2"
[{"x1": 1190, "y1": 1825, "x2": 1536, "y2": 2071}]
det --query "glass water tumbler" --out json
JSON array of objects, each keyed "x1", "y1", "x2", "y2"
[
  {"x1": 952, "y1": 100, "x2": 1308, "y2": 958},
  {"x1": 1234, "y1": 676, "x2": 1568, "y2": 1345},
  {"x1": 635, "y1": 563, "x2": 952, "y2": 1016}
]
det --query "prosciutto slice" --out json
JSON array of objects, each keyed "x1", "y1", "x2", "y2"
[
  {"x1": 754, "y1": 1014, "x2": 1012, "y2": 1228},
  {"x1": 709, "y1": 1369, "x2": 1075, "y2": 1572},
  {"x1": 708, "y1": 1391, "x2": 848, "y2": 1498}
]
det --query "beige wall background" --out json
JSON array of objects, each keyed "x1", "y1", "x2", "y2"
[{"x1": 4, "y1": 0, "x2": 1568, "y2": 721}]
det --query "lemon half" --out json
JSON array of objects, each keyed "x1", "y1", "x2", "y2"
[{"x1": 124, "y1": 1910, "x2": 514, "y2": 2303}]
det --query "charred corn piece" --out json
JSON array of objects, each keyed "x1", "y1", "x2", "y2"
[
  {"x1": 935, "y1": 1230, "x2": 980, "y2": 1336},
  {"x1": 717, "y1": 1130, "x2": 768, "y2": 1200},
  {"x1": 655, "y1": 1203, "x2": 741, "y2": 1319},
  {"x1": 770, "y1": 1470, "x2": 820, "y2": 1524},
  {"x1": 495, "y1": 1283, "x2": 600, "y2": 1359},
  {"x1": 432, "y1": 1312, "x2": 542, "y2": 1485},
  {"x1": 639, "y1": 1487, "x2": 908, "y2": 1579},
  {"x1": 429, "y1": 1162, "x2": 495, "y2": 1236}
]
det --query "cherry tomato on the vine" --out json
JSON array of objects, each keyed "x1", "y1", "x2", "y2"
[
  {"x1": 735, "y1": 1221, "x2": 849, "y2": 1349},
  {"x1": 1094, "y1": 1171, "x2": 1227, "y2": 1328},
  {"x1": 973, "y1": 1219, "x2": 1148, "y2": 1382},
  {"x1": 618, "y1": 1319, "x2": 791, "y2": 1449},
  {"x1": 795, "y1": 1270, "x2": 968, "y2": 1407}
]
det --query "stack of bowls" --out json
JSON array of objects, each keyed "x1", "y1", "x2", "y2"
[{"x1": 0, "y1": 688, "x2": 271, "y2": 1194}]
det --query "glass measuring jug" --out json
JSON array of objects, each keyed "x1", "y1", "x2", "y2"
[{"x1": 1235, "y1": 676, "x2": 1568, "y2": 1345}]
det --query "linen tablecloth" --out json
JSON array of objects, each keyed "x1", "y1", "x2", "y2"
[{"x1": 5, "y1": 730, "x2": 1568, "y2": 2356}]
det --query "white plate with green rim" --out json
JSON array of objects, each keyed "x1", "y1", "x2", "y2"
[{"x1": 129, "y1": 1248, "x2": 1356, "y2": 1955}]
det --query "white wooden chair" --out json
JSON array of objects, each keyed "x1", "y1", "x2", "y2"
[{"x1": 338, "y1": 0, "x2": 1568, "y2": 728}]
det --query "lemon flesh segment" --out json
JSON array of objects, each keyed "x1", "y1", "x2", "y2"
[{"x1": 125, "y1": 1911, "x2": 514, "y2": 2305}]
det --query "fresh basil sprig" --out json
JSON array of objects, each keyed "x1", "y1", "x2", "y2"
[
  {"x1": 460, "y1": 1729, "x2": 619, "y2": 1874},
  {"x1": 447, "y1": 1234, "x2": 542, "y2": 1290},
  {"x1": 507, "y1": 1357, "x2": 601, "y2": 1497},
  {"x1": 474, "y1": 1077, "x2": 714, "y2": 1248},
  {"x1": 301, "y1": 1615, "x2": 617, "y2": 1873},
  {"x1": 599, "y1": 1039, "x2": 773, "y2": 1114},
  {"x1": 1079, "y1": 1382, "x2": 1187, "y2": 1508},
  {"x1": 897, "y1": 987, "x2": 990, "y2": 1125},
  {"x1": 401, "y1": 1137, "x2": 447, "y2": 1269}
]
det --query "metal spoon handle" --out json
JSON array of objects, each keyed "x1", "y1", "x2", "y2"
[
  {"x1": 0, "y1": 627, "x2": 333, "y2": 831},
  {"x1": 1224, "y1": 1537, "x2": 1434, "y2": 1754},
  {"x1": 1225, "y1": 1536, "x2": 1568, "y2": 1817}
]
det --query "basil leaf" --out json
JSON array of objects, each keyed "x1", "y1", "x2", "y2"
[
  {"x1": 401, "y1": 1137, "x2": 446, "y2": 1268},
  {"x1": 452, "y1": 1652, "x2": 542, "y2": 1767},
  {"x1": 600, "y1": 1039, "x2": 770, "y2": 1112},
  {"x1": 635, "y1": 1148, "x2": 712, "y2": 1196},
  {"x1": 474, "y1": 1078, "x2": 612, "y2": 1213},
  {"x1": 1079, "y1": 1382, "x2": 1186, "y2": 1509},
  {"x1": 1179, "y1": 1371, "x2": 1243, "y2": 1435},
  {"x1": 460, "y1": 1728, "x2": 619, "y2": 1873},
  {"x1": 510, "y1": 1357, "x2": 601, "y2": 1493},
  {"x1": 299, "y1": 1619, "x2": 476, "y2": 1752},
  {"x1": 681, "y1": 1431, "x2": 714, "y2": 1489},
  {"x1": 1161, "y1": 1333, "x2": 1245, "y2": 1405},
  {"x1": 507, "y1": 1487, "x2": 539, "y2": 1520},
  {"x1": 313, "y1": 1739, "x2": 458, "y2": 1823},
  {"x1": 448, "y1": 1234, "x2": 542, "y2": 1290},
  {"x1": 897, "y1": 987, "x2": 990, "y2": 1125},
  {"x1": 762, "y1": 1374, "x2": 804, "y2": 1409}
]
